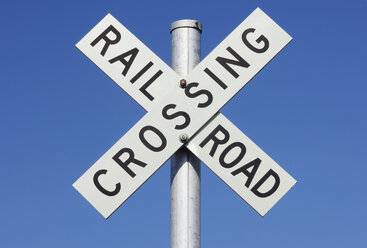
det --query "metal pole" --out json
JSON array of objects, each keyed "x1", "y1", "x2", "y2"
[{"x1": 170, "y1": 20, "x2": 202, "y2": 248}]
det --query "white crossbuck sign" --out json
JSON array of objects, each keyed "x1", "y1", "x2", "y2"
[{"x1": 73, "y1": 8, "x2": 297, "y2": 219}]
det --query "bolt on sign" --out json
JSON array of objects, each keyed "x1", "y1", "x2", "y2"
[{"x1": 73, "y1": 8, "x2": 296, "y2": 219}]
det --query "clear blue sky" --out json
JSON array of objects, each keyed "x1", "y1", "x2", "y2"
[{"x1": 1, "y1": 0, "x2": 366, "y2": 247}]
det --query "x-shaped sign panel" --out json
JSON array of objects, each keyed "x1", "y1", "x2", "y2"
[{"x1": 73, "y1": 8, "x2": 296, "y2": 219}]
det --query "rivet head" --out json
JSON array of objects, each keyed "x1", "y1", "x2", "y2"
[
  {"x1": 179, "y1": 133, "x2": 188, "y2": 142},
  {"x1": 179, "y1": 79, "x2": 187, "y2": 88}
]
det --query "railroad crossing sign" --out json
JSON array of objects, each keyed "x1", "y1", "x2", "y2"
[{"x1": 73, "y1": 8, "x2": 296, "y2": 219}]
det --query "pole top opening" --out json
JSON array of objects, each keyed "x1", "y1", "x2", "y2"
[{"x1": 170, "y1": 19, "x2": 202, "y2": 33}]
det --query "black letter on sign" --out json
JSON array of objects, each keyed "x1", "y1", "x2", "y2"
[
  {"x1": 139, "y1": 126, "x2": 167, "y2": 152},
  {"x1": 112, "y1": 148, "x2": 147, "y2": 178},
  {"x1": 162, "y1": 104, "x2": 190, "y2": 130},
  {"x1": 93, "y1": 169, "x2": 121, "y2": 196},
  {"x1": 204, "y1": 68, "x2": 227, "y2": 89},
  {"x1": 242, "y1": 28, "x2": 269, "y2": 54},
  {"x1": 139, "y1": 70, "x2": 163, "y2": 101},
  {"x1": 109, "y1": 48, "x2": 139, "y2": 76},
  {"x1": 231, "y1": 158, "x2": 261, "y2": 188},
  {"x1": 199, "y1": 124, "x2": 230, "y2": 157},
  {"x1": 130, "y1": 62, "x2": 154, "y2": 84},
  {"x1": 216, "y1": 47, "x2": 250, "y2": 78},
  {"x1": 219, "y1": 142, "x2": 246, "y2": 168},
  {"x1": 251, "y1": 169, "x2": 280, "y2": 198},
  {"x1": 184, "y1": 82, "x2": 213, "y2": 108},
  {"x1": 90, "y1": 25, "x2": 121, "y2": 56}
]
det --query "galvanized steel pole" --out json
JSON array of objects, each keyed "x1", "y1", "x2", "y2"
[{"x1": 170, "y1": 20, "x2": 202, "y2": 248}]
